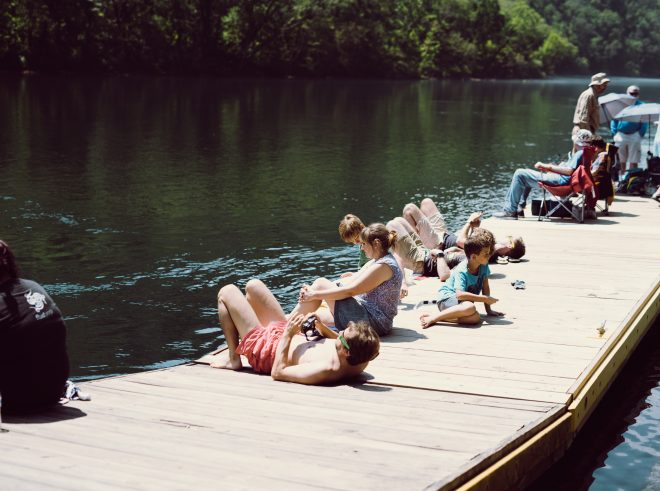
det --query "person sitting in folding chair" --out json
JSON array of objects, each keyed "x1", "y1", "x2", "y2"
[
  {"x1": 537, "y1": 145, "x2": 598, "y2": 223},
  {"x1": 493, "y1": 130, "x2": 595, "y2": 220}
]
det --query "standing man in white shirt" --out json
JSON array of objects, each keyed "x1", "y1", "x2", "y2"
[{"x1": 611, "y1": 85, "x2": 648, "y2": 172}]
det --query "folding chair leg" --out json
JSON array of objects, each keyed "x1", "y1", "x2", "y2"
[
  {"x1": 578, "y1": 202, "x2": 584, "y2": 223},
  {"x1": 595, "y1": 199, "x2": 609, "y2": 215}
]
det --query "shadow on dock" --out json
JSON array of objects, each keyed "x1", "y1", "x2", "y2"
[{"x1": 3, "y1": 405, "x2": 86, "y2": 425}]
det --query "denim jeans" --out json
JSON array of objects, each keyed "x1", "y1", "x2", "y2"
[{"x1": 503, "y1": 168, "x2": 565, "y2": 213}]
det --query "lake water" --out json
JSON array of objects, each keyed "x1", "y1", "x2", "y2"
[{"x1": 1, "y1": 74, "x2": 658, "y2": 488}]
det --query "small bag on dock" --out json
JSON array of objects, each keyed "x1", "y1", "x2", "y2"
[{"x1": 616, "y1": 168, "x2": 648, "y2": 195}]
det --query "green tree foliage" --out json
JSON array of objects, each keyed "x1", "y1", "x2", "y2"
[
  {"x1": 528, "y1": 0, "x2": 660, "y2": 76},
  {"x1": 0, "y1": 0, "x2": 656, "y2": 77}
]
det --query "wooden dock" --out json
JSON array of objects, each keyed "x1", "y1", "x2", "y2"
[{"x1": 2, "y1": 196, "x2": 659, "y2": 490}]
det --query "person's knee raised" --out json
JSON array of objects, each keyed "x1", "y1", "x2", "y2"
[
  {"x1": 463, "y1": 301, "x2": 477, "y2": 314},
  {"x1": 312, "y1": 277, "x2": 331, "y2": 288},
  {"x1": 420, "y1": 197, "x2": 435, "y2": 209},
  {"x1": 386, "y1": 219, "x2": 398, "y2": 232},
  {"x1": 402, "y1": 203, "x2": 417, "y2": 219},
  {"x1": 245, "y1": 278, "x2": 265, "y2": 294},
  {"x1": 218, "y1": 284, "x2": 240, "y2": 303},
  {"x1": 463, "y1": 314, "x2": 481, "y2": 325}
]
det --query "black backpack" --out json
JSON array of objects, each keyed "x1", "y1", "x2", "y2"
[
  {"x1": 616, "y1": 167, "x2": 648, "y2": 195},
  {"x1": 647, "y1": 153, "x2": 660, "y2": 186}
]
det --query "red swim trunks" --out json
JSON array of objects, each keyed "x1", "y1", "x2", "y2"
[{"x1": 235, "y1": 320, "x2": 287, "y2": 375}]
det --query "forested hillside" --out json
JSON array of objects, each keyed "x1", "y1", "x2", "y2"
[{"x1": 1, "y1": 0, "x2": 658, "y2": 77}]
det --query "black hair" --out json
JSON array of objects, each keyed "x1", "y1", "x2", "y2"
[{"x1": 0, "y1": 240, "x2": 19, "y2": 280}]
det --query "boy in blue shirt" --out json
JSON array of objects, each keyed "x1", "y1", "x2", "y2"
[{"x1": 420, "y1": 228, "x2": 504, "y2": 328}]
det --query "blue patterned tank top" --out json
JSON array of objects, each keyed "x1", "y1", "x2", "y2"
[{"x1": 355, "y1": 253, "x2": 403, "y2": 335}]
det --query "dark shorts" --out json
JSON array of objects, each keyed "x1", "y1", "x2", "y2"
[
  {"x1": 437, "y1": 295, "x2": 460, "y2": 312},
  {"x1": 422, "y1": 253, "x2": 437, "y2": 277},
  {"x1": 334, "y1": 297, "x2": 371, "y2": 331},
  {"x1": 442, "y1": 233, "x2": 458, "y2": 250}
]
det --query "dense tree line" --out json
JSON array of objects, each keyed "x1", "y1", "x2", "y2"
[{"x1": 1, "y1": 0, "x2": 658, "y2": 78}]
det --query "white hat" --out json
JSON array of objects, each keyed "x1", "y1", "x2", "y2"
[
  {"x1": 589, "y1": 73, "x2": 610, "y2": 87},
  {"x1": 627, "y1": 85, "x2": 640, "y2": 96},
  {"x1": 572, "y1": 129, "x2": 593, "y2": 147}
]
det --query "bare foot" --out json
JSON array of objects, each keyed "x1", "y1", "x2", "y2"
[
  {"x1": 419, "y1": 313, "x2": 436, "y2": 329},
  {"x1": 209, "y1": 352, "x2": 243, "y2": 370}
]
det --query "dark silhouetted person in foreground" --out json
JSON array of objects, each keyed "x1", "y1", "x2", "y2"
[{"x1": 0, "y1": 240, "x2": 71, "y2": 414}]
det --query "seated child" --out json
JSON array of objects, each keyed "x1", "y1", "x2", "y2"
[
  {"x1": 338, "y1": 214, "x2": 369, "y2": 269},
  {"x1": 419, "y1": 228, "x2": 504, "y2": 327}
]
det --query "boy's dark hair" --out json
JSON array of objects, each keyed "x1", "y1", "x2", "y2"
[
  {"x1": 0, "y1": 240, "x2": 19, "y2": 280},
  {"x1": 338, "y1": 214, "x2": 365, "y2": 243},
  {"x1": 590, "y1": 135, "x2": 606, "y2": 149},
  {"x1": 509, "y1": 236, "x2": 526, "y2": 260},
  {"x1": 464, "y1": 228, "x2": 495, "y2": 258},
  {"x1": 344, "y1": 321, "x2": 380, "y2": 366}
]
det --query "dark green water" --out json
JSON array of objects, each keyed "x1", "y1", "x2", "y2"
[{"x1": 1, "y1": 74, "x2": 658, "y2": 488}]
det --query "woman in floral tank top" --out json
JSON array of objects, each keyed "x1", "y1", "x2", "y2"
[{"x1": 294, "y1": 223, "x2": 403, "y2": 336}]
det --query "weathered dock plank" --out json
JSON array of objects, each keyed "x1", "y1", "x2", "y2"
[
  {"x1": 2, "y1": 196, "x2": 658, "y2": 490},
  {"x1": 2, "y1": 366, "x2": 561, "y2": 490}
]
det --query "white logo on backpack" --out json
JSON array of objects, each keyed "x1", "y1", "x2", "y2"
[{"x1": 25, "y1": 290, "x2": 47, "y2": 313}]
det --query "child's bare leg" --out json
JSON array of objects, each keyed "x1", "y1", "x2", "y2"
[
  {"x1": 420, "y1": 310, "x2": 444, "y2": 328},
  {"x1": 420, "y1": 302, "x2": 478, "y2": 328},
  {"x1": 245, "y1": 279, "x2": 287, "y2": 326},
  {"x1": 458, "y1": 312, "x2": 482, "y2": 325},
  {"x1": 212, "y1": 284, "x2": 260, "y2": 370}
]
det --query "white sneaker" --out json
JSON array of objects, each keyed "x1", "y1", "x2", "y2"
[{"x1": 64, "y1": 380, "x2": 92, "y2": 401}]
